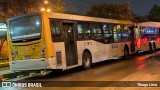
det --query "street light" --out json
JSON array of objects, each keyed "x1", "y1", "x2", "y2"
[
  {"x1": 44, "y1": 0, "x2": 48, "y2": 4},
  {"x1": 41, "y1": 8, "x2": 45, "y2": 11},
  {"x1": 41, "y1": 0, "x2": 51, "y2": 12},
  {"x1": 47, "y1": 9, "x2": 51, "y2": 12}
]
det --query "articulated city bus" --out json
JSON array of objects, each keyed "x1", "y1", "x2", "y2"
[
  {"x1": 136, "y1": 22, "x2": 160, "y2": 53},
  {"x1": 8, "y1": 12, "x2": 137, "y2": 71}
]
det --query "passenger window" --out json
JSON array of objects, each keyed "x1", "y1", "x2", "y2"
[
  {"x1": 77, "y1": 22, "x2": 91, "y2": 40},
  {"x1": 113, "y1": 25, "x2": 122, "y2": 43},
  {"x1": 103, "y1": 24, "x2": 113, "y2": 43},
  {"x1": 50, "y1": 19, "x2": 63, "y2": 42},
  {"x1": 122, "y1": 25, "x2": 130, "y2": 42},
  {"x1": 91, "y1": 23, "x2": 103, "y2": 39}
]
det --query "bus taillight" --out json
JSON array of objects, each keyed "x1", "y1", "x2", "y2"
[
  {"x1": 157, "y1": 38, "x2": 160, "y2": 42},
  {"x1": 136, "y1": 38, "x2": 141, "y2": 48},
  {"x1": 143, "y1": 38, "x2": 148, "y2": 43}
]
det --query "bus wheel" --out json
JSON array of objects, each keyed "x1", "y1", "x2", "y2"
[
  {"x1": 82, "y1": 51, "x2": 92, "y2": 70},
  {"x1": 153, "y1": 43, "x2": 156, "y2": 51},
  {"x1": 123, "y1": 46, "x2": 129, "y2": 59}
]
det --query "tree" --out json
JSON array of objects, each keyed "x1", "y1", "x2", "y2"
[
  {"x1": 87, "y1": 3, "x2": 133, "y2": 20},
  {"x1": 137, "y1": 15, "x2": 149, "y2": 22},
  {"x1": 148, "y1": 4, "x2": 160, "y2": 22},
  {"x1": 52, "y1": 0, "x2": 65, "y2": 13},
  {"x1": 0, "y1": 0, "x2": 40, "y2": 20},
  {"x1": 0, "y1": 0, "x2": 66, "y2": 21}
]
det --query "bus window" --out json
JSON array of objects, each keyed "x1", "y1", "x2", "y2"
[
  {"x1": 77, "y1": 22, "x2": 91, "y2": 40},
  {"x1": 91, "y1": 23, "x2": 103, "y2": 39},
  {"x1": 122, "y1": 25, "x2": 130, "y2": 42},
  {"x1": 10, "y1": 14, "x2": 41, "y2": 42},
  {"x1": 103, "y1": 24, "x2": 113, "y2": 43},
  {"x1": 50, "y1": 19, "x2": 63, "y2": 42},
  {"x1": 113, "y1": 25, "x2": 122, "y2": 43}
]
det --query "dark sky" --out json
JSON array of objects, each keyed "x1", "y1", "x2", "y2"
[{"x1": 65, "y1": 0, "x2": 160, "y2": 15}]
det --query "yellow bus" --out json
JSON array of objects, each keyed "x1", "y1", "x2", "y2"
[
  {"x1": 8, "y1": 12, "x2": 137, "y2": 71},
  {"x1": 137, "y1": 22, "x2": 160, "y2": 53}
]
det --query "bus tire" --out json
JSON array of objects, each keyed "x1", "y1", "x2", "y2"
[
  {"x1": 153, "y1": 42, "x2": 156, "y2": 51},
  {"x1": 123, "y1": 46, "x2": 129, "y2": 59},
  {"x1": 82, "y1": 51, "x2": 92, "y2": 70}
]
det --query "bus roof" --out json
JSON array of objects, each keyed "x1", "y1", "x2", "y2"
[
  {"x1": 9, "y1": 12, "x2": 133, "y2": 25},
  {"x1": 49, "y1": 12, "x2": 133, "y2": 25},
  {"x1": 139, "y1": 22, "x2": 160, "y2": 28}
]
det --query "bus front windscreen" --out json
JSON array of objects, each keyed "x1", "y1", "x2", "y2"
[{"x1": 9, "y1": 14, "x2": 42, "y2": 42}]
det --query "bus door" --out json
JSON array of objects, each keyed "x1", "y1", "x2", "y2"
[
  {"x1": 62, "y1": 23, "x2": 78, "y2": 66},
  {"x1": 130, "y1": 26, "x2": 136, "y2": 52}
]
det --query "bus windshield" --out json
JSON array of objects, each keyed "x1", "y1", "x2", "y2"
[{"x1": 9, "y1": 14, "x2": 42, "y2": 42}]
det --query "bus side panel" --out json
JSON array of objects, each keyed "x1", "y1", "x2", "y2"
[
  {"x1": 43, "y1": 13, "x2": 55, "y2": 59},
  {"x1": 93, "y1": 41, "x2": 108, "y2": 62},
  {"x1": 77, "y1": 40, "x2": 109, "y2": 64},
  {"x1": 76, "y1": 40, "x2": 96, "y2": 65},
  {"x1": 53, "y1": 42, "x2": 67, "y2": 69},
  {"x1": 42, "y1": 13, "x2": 56, "y2": 69},
  {"x1": 77, "y1": 40, "x2": 118, "y2": 64}
]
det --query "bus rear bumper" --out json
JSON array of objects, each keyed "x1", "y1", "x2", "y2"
[{"x1": 10, "y1": 59, "x2": 50, "y2": 71}]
